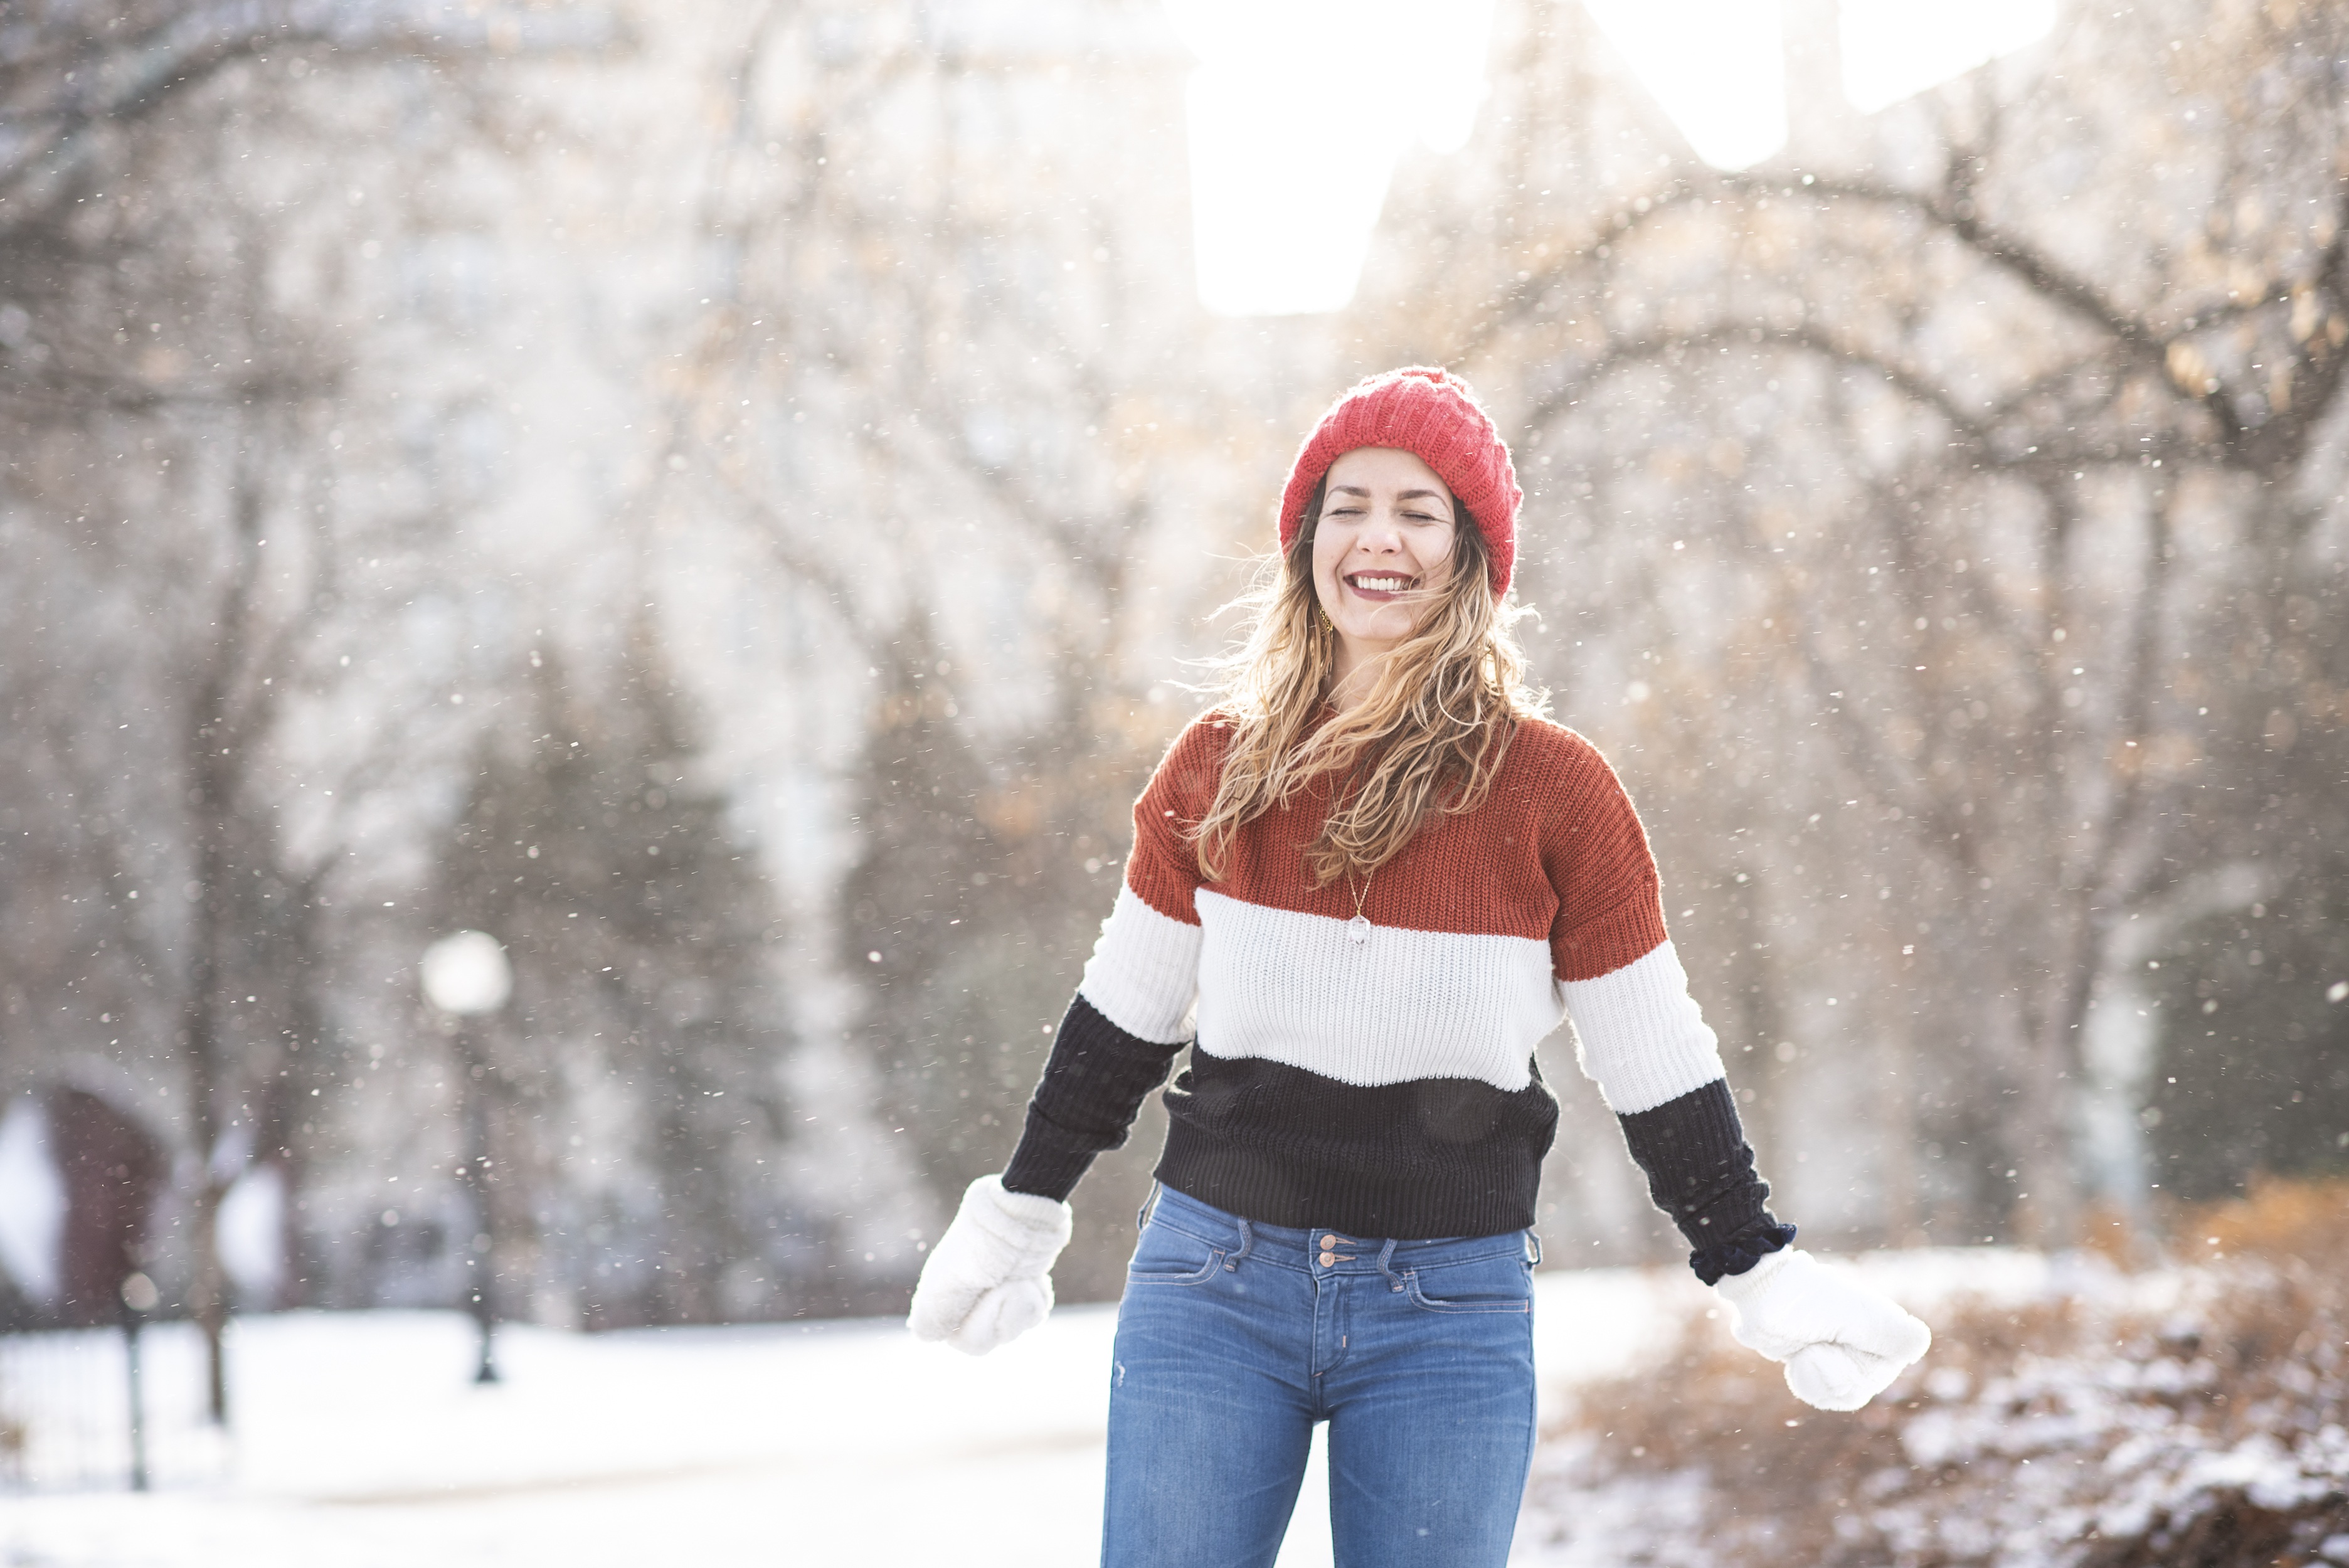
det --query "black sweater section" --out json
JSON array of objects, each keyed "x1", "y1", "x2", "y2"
[{"x1": 1003, "y1": 994, "x2": 1789, "y2": 1276}]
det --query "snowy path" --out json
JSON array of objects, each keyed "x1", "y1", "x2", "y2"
[{"x1": 0, "y1": 1253, "x2": 2036, "y2": 1566}]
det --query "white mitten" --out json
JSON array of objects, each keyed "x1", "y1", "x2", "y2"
[
  {"x1": 1715, "y1": 1248, "x2": 1931, "y2": 1411},
  {"x1": 907, "y1": 1174, "x2": 1074, "y2": 1355}
]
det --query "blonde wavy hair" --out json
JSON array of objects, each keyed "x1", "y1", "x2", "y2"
[{"x1": 1193, "y1": 480, "x2": 1547, "y2": 888}]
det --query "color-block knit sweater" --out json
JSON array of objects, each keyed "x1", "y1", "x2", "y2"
[{"x1": 1002, "y1": 711, "x2": 1793, "y2": 1278}]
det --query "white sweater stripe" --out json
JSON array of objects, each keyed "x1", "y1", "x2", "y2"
[
  {"x1": 1190, "y1": 891, "x2": 1565, "y2": 1093},
  {"x1": 1080, "y1": 895, "x2": 1724, "y2": 1111},
  {"x1": 1076, "y1": 884, "x2": 1204, "y2": 1045},
  {"x1": 1562, "y1": 941, "x2": 1726, "y2": 1114}
]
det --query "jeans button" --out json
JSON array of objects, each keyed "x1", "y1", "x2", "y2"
[
  {"x1": 1321, "y1": 1234, "x2": 1341, "y2": 1249},
  {"x1": 1318, "y1": 1251, "x2": 1337, "y2": 1267}
]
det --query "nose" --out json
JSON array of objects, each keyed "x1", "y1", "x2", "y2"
[{"x1": 1356, "y1": 508, "x2": 1406, "y2": 551}]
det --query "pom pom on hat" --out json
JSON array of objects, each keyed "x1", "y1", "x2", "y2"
[{"x1": 1276, "y1": 367, "x2": 1522, "y2": 596}]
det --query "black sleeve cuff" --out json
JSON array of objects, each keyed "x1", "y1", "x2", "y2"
[
  {"x1": 1615, "y1": 1078, "x2": 1795, "y2": 1284},
  {"x1": 1692, "y1": 1221, "x2": 1798, "y2": 1286},
  {"x1": 1000, "y1": 993, "x2": 1185, "y2": 1202}
]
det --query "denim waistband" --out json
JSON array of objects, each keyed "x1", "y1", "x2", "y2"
[{"x1": 1140, "y1": 1181, "x2": 1541, "y2": 1274}]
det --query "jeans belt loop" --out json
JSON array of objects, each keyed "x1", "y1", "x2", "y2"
[
  {"x1": 1525, "y1": 1229, "x2": 1544, "y2": 1267},
  {"x1": 1135, "y1": 1180, "x2": 1162, "y2": 1232},
  {"x1": 1229, "y1": 1216, "x2": 1254, "y2": 1269},
  {"x1": 1375, "y1": 1237, "x2": 1401, "y2": 1289}
]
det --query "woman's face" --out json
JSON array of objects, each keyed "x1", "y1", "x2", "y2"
[{"x1": 1312, "y1": 446, "x2": 1458, "y2": 676}]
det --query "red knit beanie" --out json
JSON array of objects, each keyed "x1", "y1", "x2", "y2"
[{"x1": 1276, "y1": 366, "x2": 1522, "y2": 596}]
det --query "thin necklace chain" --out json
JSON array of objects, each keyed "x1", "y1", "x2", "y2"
[
  {"x1": 1343, "y1": 864, "x2": 1374, "y2": 945},
  {"x1": 1333, "y1": 762, "x2": 1374, "y2": 942}
]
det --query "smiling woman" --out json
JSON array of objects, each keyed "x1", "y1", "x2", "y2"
[
  {"x1": 1196, "y1": 369, "x2": 1529, "y2": 891},
  {"x1": 908, "y1": 367, "x2": 1931, "y2": 1568}
]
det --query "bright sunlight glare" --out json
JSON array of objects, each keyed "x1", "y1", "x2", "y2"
[
  {"x1": 1167, "y1": 0, "x2": 1495, "y2": 317},
  {"x1": 1840, "y1": 0, "x2": 2059, "y2": 115},
  {"x1": 1581, "y1": 0, "x2": 1790, "y2": 171},
  {"x1": 1177, "y1": 1, "x2": 2064, "y2": 315}
]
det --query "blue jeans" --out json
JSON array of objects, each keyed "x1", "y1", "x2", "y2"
[{"x1": 1102, "y1": 1184, "x2": 1539, "y2": 1568}]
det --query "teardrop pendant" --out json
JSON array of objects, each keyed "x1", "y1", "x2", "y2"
[{"x1": 1347, "y1": 913, "x2": 1372, "y2": 945}]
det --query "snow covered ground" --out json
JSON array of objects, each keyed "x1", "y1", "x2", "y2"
[{"x1": 0, "y1": 1251, "x2": 2046, "y2": 1567}]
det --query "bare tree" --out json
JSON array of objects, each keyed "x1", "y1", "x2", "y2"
[
  {"x1": 1354, "y1": 0, "x2": 2349, "y2": 1245},
  {"x1": 0, "y1": 1, "x2": 588, "y2": 1402},
  {"x1": 640, "y1": 0, "x2": 1296, "y2": 1293}
]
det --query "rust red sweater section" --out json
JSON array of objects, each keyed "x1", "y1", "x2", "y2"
[{"x1": 1125, "y1": 714, "x2": 1669, "y2": 980}]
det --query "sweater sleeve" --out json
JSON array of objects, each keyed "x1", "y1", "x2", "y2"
[
  {"x1": 1540, "y1": 730, "x2": 1794, "y2": 1283},
  {"x1": 1002, "y1": 718, "x2": 1223, "y2": 1200}
]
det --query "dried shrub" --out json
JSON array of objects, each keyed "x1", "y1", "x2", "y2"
[
  {"x1": 2185, "y1": 1175, "x2": 2349, "y2": 1264},
  {"x1": 1519, "y1": 1181, "x2": 2349, "y2": 1568}
]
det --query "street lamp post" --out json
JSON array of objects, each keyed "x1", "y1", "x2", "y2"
[
  {"x1": 420, "y1": 930, "x2": 512, "y2": 1386},
  {"x1": 120, "y1": 1269, "x2": 159, "y2": 1491}
]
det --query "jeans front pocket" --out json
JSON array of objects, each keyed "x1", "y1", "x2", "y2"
[
  {"x1": 1402, "y1": 1253, "x2": 1533, "y2": 1314},
  {"x1": 1125, "y1": 1219, "x2": 1228, "y2": 1286}
]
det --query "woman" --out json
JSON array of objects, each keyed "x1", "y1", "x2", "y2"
[{"x1": 909, "y1": 368, "x2": 1930, "y2": 1567}]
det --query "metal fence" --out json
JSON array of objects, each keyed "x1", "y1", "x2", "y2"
[{"x1": 0, "y1": 1320, "x2": 225, "y2": 1492}]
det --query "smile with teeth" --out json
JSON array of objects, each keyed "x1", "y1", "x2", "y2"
[{"x1": 1347, "y1": 573, "x2": 1417, "y2": 594}]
